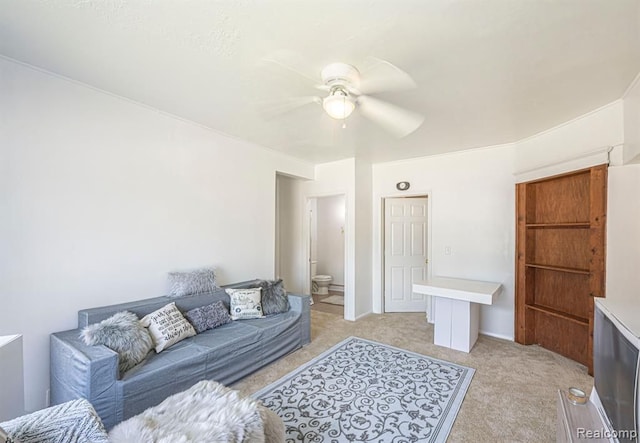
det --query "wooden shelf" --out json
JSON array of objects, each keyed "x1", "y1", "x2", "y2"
[
  {"x1": 525, "y1": 304, "x2": 589, "y2": 326},
  {"x1": 516, "y1": 164, "x2": 607, "y2": 374},
  {"x1": 525, "y1": 223, "x2": 590, "y2": 229},
  {"x1": 525, "y1": 263, "x2": 590, "y2": 275}
]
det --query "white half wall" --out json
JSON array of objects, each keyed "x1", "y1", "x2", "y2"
[{"x1": 0, "y1": 57, "x2": 313, "y2": 412}]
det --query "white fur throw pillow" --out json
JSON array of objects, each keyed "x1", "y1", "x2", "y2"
[
  {"x1": 226, "y1": 288, "x2": 264, "y2": 320},
  {"x1": 141, "y1": 303, "x2": 196, "y2": 353},
  {"x1": 81, "y1": 311, "x2": 153, "y2": 375}
]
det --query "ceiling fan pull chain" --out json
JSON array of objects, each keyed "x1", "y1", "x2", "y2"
[{"x1": 342, "y1": 95, "x2": 347, "y2": 129}]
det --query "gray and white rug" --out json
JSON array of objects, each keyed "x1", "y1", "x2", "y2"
[{"x1": 253, "y1": 337, "x2": 475, "y2": 442}]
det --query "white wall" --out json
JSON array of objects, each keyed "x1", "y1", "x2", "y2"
[
  {"x1": 0, "y1": 58, "x2": 313, "y2": 412},
  {"x1": 315, "y1": 195, "x2": 345, "y2": 286},
  {"x1": 514, "y1": 101, "x2": 624, "y2": 172},
  {"x1": 371, "y1": 101, "x2": 626, "y2": 340},
  {"x1": 606, "y1": 164, "x2": 640, "y2": 301},
  {"x1": 275, "y1": 174, "x2": 307, "y2": 293},
  {"x1": 372, "y1": 146, "x2": 516, "y2": 339},
  {"x1": 354, "y1": 158, "x2": 373, "y2": 318},
  {"x1": 623, "y1": 75, "x2": 640, "y2": 164}
]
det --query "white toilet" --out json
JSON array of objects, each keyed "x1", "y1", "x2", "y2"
[{"x1": 312, "y1": 275, "x2": 333, "y2": 295}]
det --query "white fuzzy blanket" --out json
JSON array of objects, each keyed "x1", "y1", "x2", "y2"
[{"x1": 109, "y1": 380, "x2": 267, "y2": 443}]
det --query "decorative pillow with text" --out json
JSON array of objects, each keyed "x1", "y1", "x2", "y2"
[
  {"x1": 225, "y1": 288, "x2": 264, "y2": 320},
  {"x1": 141, "y1": 302, "x2": 196, "y2": 353}
]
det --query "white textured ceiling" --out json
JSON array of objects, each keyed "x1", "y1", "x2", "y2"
[{"x1": 1, "y1": 0, "x2": 639, "y2": 163}]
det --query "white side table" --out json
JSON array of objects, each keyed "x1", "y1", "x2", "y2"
[{"x1": 413, "y1": 277, "x2": 501, "y2": 352}]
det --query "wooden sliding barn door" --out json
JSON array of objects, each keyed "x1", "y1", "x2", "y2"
[{"x1": 515, "y1": 165, "x2": 607, "y2": 374}]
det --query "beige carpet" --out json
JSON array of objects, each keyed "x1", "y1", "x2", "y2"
[{"x1": 232, "y1": 310, "x2": 593, "y2": 442}]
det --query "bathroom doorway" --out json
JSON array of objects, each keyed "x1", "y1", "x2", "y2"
[{"x1": 308, "y1": 194, "x2": 346, "y2": 315}]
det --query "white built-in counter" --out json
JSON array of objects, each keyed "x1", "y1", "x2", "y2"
[{"x1": 413, "y1": 277, "x2": 502, "y2": 352}]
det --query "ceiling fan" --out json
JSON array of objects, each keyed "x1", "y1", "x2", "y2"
[{"x1": 261, "y1": 56, "x2": 425, "y2": 138}]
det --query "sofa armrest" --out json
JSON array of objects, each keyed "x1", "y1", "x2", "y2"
[
  {"x1": 50, "y1": 330, "x2": 119, "y2": 428},
  {"x1": 287, "y1": 294, "x2": 311, "y2": 346}
]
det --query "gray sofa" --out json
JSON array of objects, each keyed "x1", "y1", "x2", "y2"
[{"x1": 50, "y1": 280, "x2": 311, "y2": 430}]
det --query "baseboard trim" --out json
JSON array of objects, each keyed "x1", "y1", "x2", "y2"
[
  {"x1": 479, "y1": 330, "x2": 514, "y2": 341},
  {"x1": 353, "y1": 310, "x2": 372, "y2": 321},
  {"x1": 329, "y1": 284, "x2": 344, "y2": 293}
]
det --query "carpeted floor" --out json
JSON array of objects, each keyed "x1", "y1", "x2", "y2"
[{"x1": 232, "y1": 310, "x2": 593, "y2": 442}]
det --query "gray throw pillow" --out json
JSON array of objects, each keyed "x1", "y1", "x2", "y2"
[
  {"x1": 81, "y1": 311, "x2": 153, "y2": 375},
  {"x1": 184, "y1": 301, "x2": 232, "y2": 333},
  {"x1": 168, "y1": 267, "x2": 218, "y2": 297},
  {"x1": 257, "y1": 279, "x2": 290, "y2": 315}
]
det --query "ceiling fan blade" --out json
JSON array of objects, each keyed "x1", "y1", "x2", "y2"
[
  {"x1": 358, "y1": 95, "x2": 424, "y2": 138},
  {"x1": 358, "y1": 56, "x2": 417, "y2": 95},
  {"x1": 256, "y1": 96, "x2": 321, "y2": 119},
  {"x1": 260, "y1": 50, "x2": 322, "y2": 87}
]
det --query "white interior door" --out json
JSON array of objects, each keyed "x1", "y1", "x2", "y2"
[{"x1": 384, "y1": 197, "x2": 429, "y2": 312}]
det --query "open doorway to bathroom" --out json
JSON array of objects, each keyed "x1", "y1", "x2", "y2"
[{"x1": 308, "y1": 195, "x2": 345, "y2": 315}]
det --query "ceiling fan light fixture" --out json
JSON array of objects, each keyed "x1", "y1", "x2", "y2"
[{"x1": 322, "y1": 88, "x2": 355, "y2": 120}]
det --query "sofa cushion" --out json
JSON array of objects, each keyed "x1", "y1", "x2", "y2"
[
  {"x1": 119, "y1": 322, "x2": 264, "y2": 419},
  {"x1": 81, "y1": 311, "x2": 153, "y2": 375},
  {"x1": 239, "y1": 310, "x2": 301, "y2": 341},
  {"x1": 141, "y1": 303, "x2": 196, "y2": 353}
]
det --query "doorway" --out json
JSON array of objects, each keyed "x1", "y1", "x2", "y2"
[
  {"x1": 383, "y1": 196, "x2": 430, "y2": 313},
  {"x1": 308, "y1": 195, "x2": 346, "y2": 315}
]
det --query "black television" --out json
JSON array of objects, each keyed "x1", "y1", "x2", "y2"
[{"x1": 593, "y1": 299, "x2": 640, "y2": 443}]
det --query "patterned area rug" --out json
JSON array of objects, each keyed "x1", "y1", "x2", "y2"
[{"x1": 253, "y1": 337, "x2": 475, "y2": 443}]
